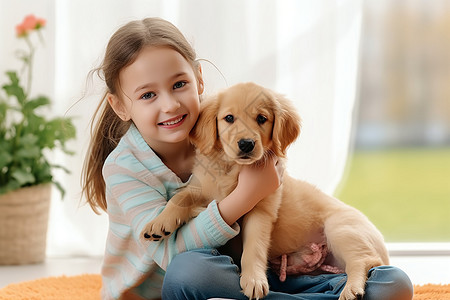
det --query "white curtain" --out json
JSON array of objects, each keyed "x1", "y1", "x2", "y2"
[{"x1": 0, "y1": 0, "x2": 362, "y2": 257}]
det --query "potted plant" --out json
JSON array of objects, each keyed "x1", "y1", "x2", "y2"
[{"x1": 0, "y1": 15, "x2": 76, "y2": 265}]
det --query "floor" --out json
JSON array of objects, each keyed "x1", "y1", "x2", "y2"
[
  {"x1": 0, "y1": 256, "x2": 103, "y2": 288},
  {"x1": 1, "y1": 248, "x2": 450, "y2": 288}
]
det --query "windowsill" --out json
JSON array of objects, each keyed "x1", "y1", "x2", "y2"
[
  {"x1": 387, "y1": 243, "x2": 450, "y2": 285},
  {"x1": 387, "y1": 242, "x2": 450, "y2": 256}
]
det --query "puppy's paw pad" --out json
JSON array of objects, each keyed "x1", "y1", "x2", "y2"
[{"x1": 141, "y1": 218, "x2": 179, "y2": 242}]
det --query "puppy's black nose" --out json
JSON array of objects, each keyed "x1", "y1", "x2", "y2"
[{"x1": 238, "y1": 139, "x2": 255, "y2": 153}]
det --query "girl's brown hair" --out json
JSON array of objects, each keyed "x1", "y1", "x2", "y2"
[{"x1": 82, "y1": 18, "x2": 201, "y2": 214}]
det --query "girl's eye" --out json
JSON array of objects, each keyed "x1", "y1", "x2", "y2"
[
  {"x1": 256, "y1": 114, "x2": 267, "y2": 125},
  {"x1": 140, "y1": 92, "x2": 156, "y2": 100},
  {"x1": 173, "y1": 81, "x2": 186, "y2": 89},
  {"x1": 224, "y1": 115, "x2": 234, "y2": 123}
]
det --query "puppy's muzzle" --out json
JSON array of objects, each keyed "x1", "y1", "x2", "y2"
[{"x1": 238, "y1": 139, "x2": 255, "y2": 154}]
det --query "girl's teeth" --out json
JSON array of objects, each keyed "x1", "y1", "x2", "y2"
[{"x1": 162, "y1": 116, "x2": 183, "y2": 126}]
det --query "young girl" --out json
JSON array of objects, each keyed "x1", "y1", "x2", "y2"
[{"x1": 82, "y1": 18, "x2": 413, "y2": 300}]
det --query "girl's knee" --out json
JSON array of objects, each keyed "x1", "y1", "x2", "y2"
[
  {"x1": 365, "y1": 266, "x2": 413, "y2": 300},
  {"x1": 162, "y1": 249, "x2": 242, "y2": 300},
  {"x1": 163, "y1": 249, "x2": 216, "y2": 292}
]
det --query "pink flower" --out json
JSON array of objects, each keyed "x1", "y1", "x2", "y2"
[
  {"x1": 15, "y1": 14, "x2": 46, "y2": 37},
  {"x1": 35, "y1": 17, "x2": 47, "y2": 29},
  {"x1": 15, "y1": 24, "x2": 28, "y2": 37}
]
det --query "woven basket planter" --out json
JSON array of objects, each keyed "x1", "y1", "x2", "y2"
[{"x1": 0, "y1": 183, "x2": 52, "y2": 265}]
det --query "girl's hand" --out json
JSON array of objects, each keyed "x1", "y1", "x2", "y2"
[
  {"x1": 218, "y1": 156, "x2": 284, "y2": 225},
  {"x1": 236, "y1": 156, "x2": 284, "y2": 202}
]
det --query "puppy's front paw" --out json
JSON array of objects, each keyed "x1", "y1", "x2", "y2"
[
  {"x1": 141, "y1": 213, "x2": 181, "y2": 242},
  {"x1": 240, "y1": 272, "x2": 269, "y2": 299},
  {"x1": 338, "y1": 283, "x2": 365, "y2": 300}
]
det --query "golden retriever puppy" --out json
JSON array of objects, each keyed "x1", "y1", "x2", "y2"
[{"x1": 142, "y1": 82, "x2": 389, "y2": 300}]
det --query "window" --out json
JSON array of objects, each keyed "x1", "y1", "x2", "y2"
[{"x1": 336, "y1": 0, "x2": 450, "y2": 243}]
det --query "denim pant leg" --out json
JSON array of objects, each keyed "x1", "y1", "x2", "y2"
[
  {"x1": 162, "y1": 249, "x2": 413, "y2": 300},
  {"x1": 162, "y1": 248, "x2": 248, "y2": 300},
  {"x1": 267, "y1": 271, "x2": 346, "y2": 299},
  {"x1": 268, "y1": 265, "x2": 413, "y2": 300},
  {"x1": 363, "y1": 266, "x2": 413, "y2": 300}
]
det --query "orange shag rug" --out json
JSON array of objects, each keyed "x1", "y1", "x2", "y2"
[
  {"x1": 0, "y1": 274, "x2": 448, "y2": 299},
  {"x1": 414, "y1": 284, "x2": 450, "y2": 300},
  {"x1": 0, "y1": 274, "x2": 101, "y2": 300}
]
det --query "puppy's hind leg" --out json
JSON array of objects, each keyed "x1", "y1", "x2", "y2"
[
  {"x1": 324, "y1": 214, "x2": 384, "y2": 300},
  {"x1": 339, "y1": 260, "x2": 368, "y2": 300}
]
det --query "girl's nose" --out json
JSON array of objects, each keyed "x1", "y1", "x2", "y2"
[{"x1": 161, "y1": 94, "x2": 181, "y2": 112}]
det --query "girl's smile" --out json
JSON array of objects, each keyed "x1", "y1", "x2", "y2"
[{"x1": 158, "y1": 114, "x2": 187, "y2": 128}]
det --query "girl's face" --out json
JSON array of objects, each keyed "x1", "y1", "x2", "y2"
[{"x1": 109, "y1": 46, "x2": 203, "y2": 150}]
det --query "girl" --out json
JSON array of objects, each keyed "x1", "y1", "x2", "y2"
[{"x1": 82, "y1": 18, "x2": 413, "y2": 300}]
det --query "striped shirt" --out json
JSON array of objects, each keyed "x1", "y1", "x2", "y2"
[{"x1": 101, "y1": 124, "x2": 240, "y2": 299}]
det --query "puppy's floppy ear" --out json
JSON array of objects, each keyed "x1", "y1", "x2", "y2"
[
  {"x1": 271, "y1": 93, "x2": 302, "y2": 158},
  {"x1": 190, "y1": 96, "x2": 220, "y2": 154}
]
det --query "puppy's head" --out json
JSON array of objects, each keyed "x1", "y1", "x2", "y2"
[{"x1": 191, "y1": 82, "x2": 301, "y2": 164}]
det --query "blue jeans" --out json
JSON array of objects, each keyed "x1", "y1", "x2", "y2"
[{"x1": 162, "y1": 249, "x2": 413, "y2": 300}]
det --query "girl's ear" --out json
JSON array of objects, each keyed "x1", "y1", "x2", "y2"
[
  {"x1": 107, "y1": 93, "x2": 130, "y2": 121},
  {"x1": 197, "y1": 65, "x2": 204, "y2": 95},
  {"x1": 190, "y1": 96, "x2": 219, "y2": 154}
]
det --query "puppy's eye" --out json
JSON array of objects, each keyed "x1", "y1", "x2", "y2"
[
  {"x1": 256, "y1": 114, "x2": 267, "y2": 125},
  {"x1": 224, "y1": 115, "x2": 235, "y2": 123}
]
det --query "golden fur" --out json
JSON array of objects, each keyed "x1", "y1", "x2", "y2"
[{"x1": 142, "y1": 82, "x2": 389, "y2": 300}]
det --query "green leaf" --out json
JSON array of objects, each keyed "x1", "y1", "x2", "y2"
[
  {"x1": 0, "y1": 151, "x2": 12, "y2": 168},
  {"x1": 51, "y1": 118, "x2": 77, "y2": 139},
  {"x1": 15, "y1": 146, "x2": 40, "y2": 159},
  {"x1": 23, "y1": 96, "x2": 50, "y2": 112},
  {"x1": 11, "y1": 169, "x2": 35, "y2": 185},
  {"x1": 19, "y1": 133, "x2": 39, "y2": 146},
  {"x1": 2, "y1": 71, "x2": 26, "y2": 105},
  {"x1": 25, "y1": 114, "x2": 45, "y2": 131},
  {"x1": 0, "y1": 181, "x2": 21, "y2": 195},
  {"x1": 0, "y1": 101, "x2": 8, "y2": 124},
  {"x1": 39, "y1": 118, "x2": 76, "y2": 149},
  {"x1": 0, "y1": 139, "x2": 12, "y2": 168},
  {"x1": 6, "y1": 71, "x2": 19, "y2": 85},
  {"x1": 32, "y1": 160, "x2": 52, "y2": 184},
  {"x1": 52, "y1": 180, "x2": 66, "y2": 199},
  {"x1": 61, "y1": 148, "x2": 76, "y2": 156},
  {"x1": 51, "y1": 164, "x2": 71, "y2": 174}
]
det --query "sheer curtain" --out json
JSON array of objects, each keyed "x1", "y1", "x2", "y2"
[{"x1": 0, "y1": 0, "x2": 362, "y2": 257}]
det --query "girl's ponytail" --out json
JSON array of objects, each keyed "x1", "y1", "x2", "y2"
[{"x1": 82, "y1": 93, "x2": 131, "y2": 214}]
